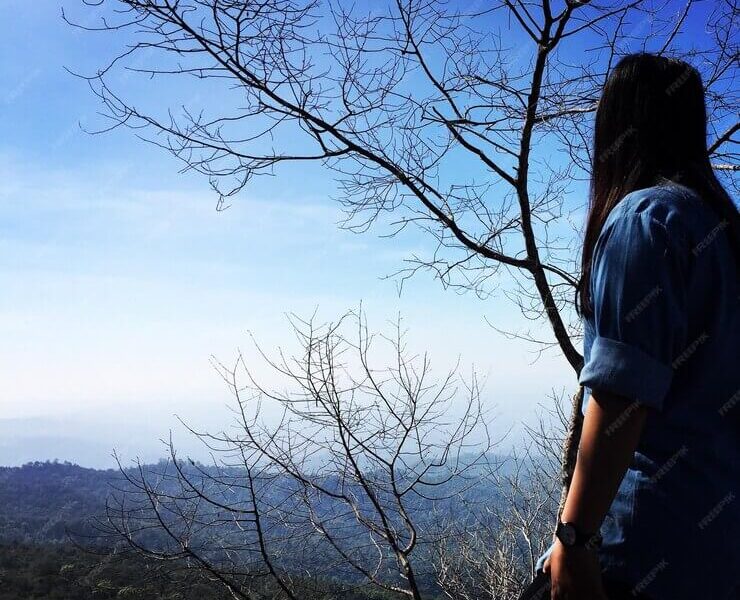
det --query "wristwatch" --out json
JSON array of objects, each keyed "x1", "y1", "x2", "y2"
[{"x1": 556, "y1": 521, "x2": 603, "y2": 549}]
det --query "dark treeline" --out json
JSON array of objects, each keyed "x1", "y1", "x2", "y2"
[
  {"x1": 0, "y1": 542, "x2": 230, "y2": 600},
  {"x1": 0, "y1": 542, "x2": 404, "y2": 600}
]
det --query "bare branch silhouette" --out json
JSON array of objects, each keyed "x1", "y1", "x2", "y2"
[{"x1": 98, "y1": 306, "x2": 497, "y2": 599}]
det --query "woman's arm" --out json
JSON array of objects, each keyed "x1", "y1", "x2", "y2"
[
  {"x1": 544, "y1": 389, "x2": 649, "y2": 600},
  {"x1": 562, "y1": 389, "x2": 648, "y2": 531}
]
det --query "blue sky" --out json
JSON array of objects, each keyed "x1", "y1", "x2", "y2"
[{"x1": 0, "y1": 0, "x2": 728, "y2": 467}]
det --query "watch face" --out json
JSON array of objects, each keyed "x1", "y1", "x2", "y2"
[{"x1": 559, "y1": 523, "x2": 577, "y2": 546}]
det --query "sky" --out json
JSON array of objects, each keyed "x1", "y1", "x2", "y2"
[{"x1": 0, "y1": 0, "x2": 726, "y2": 467}]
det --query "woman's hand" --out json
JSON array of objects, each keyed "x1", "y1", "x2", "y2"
[{"x1": 543, "y1": 540, "x2": 608, "y2": 600}]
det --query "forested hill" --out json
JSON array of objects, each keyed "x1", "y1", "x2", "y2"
[
  {"x1": 0, "y1": 458, "x2": 523, "y2": 545},
  {"x1": 0, "y1": 462, "x2": 408, "y2": 599},
  {"x1": 0, "y1": 461, "x2": 120, "y2": 543}
]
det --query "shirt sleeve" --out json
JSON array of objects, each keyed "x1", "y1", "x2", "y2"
[{"x1": 578, "y1": 208, "x2": 690, "y2": 410}]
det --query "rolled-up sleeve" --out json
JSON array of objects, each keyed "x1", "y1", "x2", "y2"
[{"x1": 579, "y1": 209, "x2": 690, "y2": 410}]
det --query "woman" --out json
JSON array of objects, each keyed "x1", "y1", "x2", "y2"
[{"x1": 520, "y1": 53, "x2": 739, "y2": 600}]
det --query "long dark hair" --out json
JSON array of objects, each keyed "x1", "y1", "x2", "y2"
[{"x1": 578, "y1": 52, "x2": 739, "y2": 316}]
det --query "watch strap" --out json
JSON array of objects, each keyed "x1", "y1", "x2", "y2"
[{"x1": 556, "y1": 521, "x2": 603, "y2": 549}]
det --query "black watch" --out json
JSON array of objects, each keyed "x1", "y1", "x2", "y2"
[{"x1": 556, "y1": 521, "x2": 603, "y2": 549}]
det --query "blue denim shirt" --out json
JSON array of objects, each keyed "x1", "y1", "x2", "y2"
[{"x1": 535, "y1": 182, "x2": 740, "y2": 599}]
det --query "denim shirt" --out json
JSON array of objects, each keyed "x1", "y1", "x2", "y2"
[{"x1": 535, "y1": 183, "x2": 740, "y2": 600}]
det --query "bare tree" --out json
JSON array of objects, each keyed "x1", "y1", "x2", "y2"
[
  {"x1": 100, "y1": 307, "x2": 499, "y2": 599},
  {"x1": 432, "y1": 394, "x2": 572, "y2": 600},
  {"x1": 67, "y1": 0, "x2": 738, "y2": 596},
  {"x1": 95, "y1": 306, "x2": 572, "y2": 599}
]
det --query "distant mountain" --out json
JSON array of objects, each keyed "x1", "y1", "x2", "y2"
[
  {"x1": 0, "y1": 416, "x2": 199, "y2": 469},
  {"x1": 0, "y1": 461, "x2": 508, "y2": 543},
  {"x1": 0, "y1": 458, "x2": 517, "y2": 544}
]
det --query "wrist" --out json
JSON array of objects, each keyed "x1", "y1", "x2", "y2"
[{"x1": 556, "y1": 520, "x2": 603, "y2": 550}]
